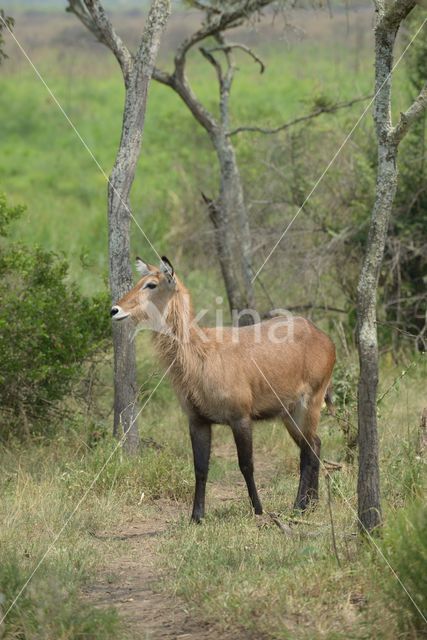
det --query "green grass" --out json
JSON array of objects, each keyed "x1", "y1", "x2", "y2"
[
  {"x1": 0, "y1": 349, "x2": 424, "y2": 639},
  {"x1": 0, "y1": 436, "x2": 126, "y2": 639}
]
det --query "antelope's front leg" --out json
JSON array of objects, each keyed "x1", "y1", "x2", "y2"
[{"x1": 189, "y1": 416, "x2": 212, "y2": 523}]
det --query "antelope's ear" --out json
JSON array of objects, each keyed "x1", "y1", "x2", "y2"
[
  {"x1": 136, "y1": 257, "x2": 153, "y2": 276},
  {"x1": 160, "y1": 256, "x2": 174, "y2": 278}
]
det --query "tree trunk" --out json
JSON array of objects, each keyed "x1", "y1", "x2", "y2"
[
  {"x1": 109, "y1": 83, "x2": 142, "y2": 453},
  {"x1": 356, "y1": 18, "x2": 398, "y2": 533},
  {"x1": 210, "y1": 130, "x2": 255, "y2": 321},
  {"x1": 357, "y1": 142, "x2": 398, "y2": 532},
  {"x1": 108, "y1": 1, "x2": 170, "y2": 453},
  {"x1": 217, "y1": 135, "x2": 255, "y2": 310}
]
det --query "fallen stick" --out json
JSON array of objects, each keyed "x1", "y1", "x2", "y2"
[
  {"x1": 267, "y1": 512, "x2": 294, "y2": 537},
  {"x1": 267, "y1": 513, "x2": 323, "y2": 539},
  {"x1": 323, "y1": 459, "x2": 343, "y2": 470}
]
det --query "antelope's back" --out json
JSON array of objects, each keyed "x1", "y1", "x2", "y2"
[{"x1": 209, "y1": 316, "x2": 335, "y2": 413}]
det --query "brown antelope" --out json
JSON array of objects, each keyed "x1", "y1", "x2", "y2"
[{"x1": 111, "y1": 256, "x2": 336, "y2": 522}]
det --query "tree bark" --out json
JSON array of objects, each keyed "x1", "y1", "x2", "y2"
[
  {"x1": 356, "y1": 0, "x2": 426, "y2": 532},
  {"x1": 210, "y1": 131, "x2": 255, "y2": 320},
  {"x1": 68, "y1": 0, "x2": 171, "y2": 453},
  {"x1": 110, "y1": 1, "x2": 170, "y2": 453},
  {"x1": 357, "y1": 146, "x2": 398, "y2": 531}
]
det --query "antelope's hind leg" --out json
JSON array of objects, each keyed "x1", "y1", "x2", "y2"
[
  {"x1": 283, "y1": 398, "x2": 322, "y2": 511},
  {"x1": 189, "y1": 416, "x2": 212, "y2": 523},
  {"x1": 231, "y1": 417, "x2": 263, "y2": 515}
]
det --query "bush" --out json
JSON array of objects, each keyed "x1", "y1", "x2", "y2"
[
  {"x1": 381, "y1": 500, "x2": 427, "y2": 637},
  {"x1": 0, "y1": 195, "x2": 111, "y2": 439}
]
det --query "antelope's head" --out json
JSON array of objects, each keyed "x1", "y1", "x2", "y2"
[{"x1": 110, "y1": 256, "x2": 176, "y2": 330}]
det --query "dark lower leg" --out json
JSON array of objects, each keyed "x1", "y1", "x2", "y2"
[
  {"x1": 232, "y1": 418, "x2": 263, "y2": 515},
  {"x1": 189, "y1": 419, "x2": 212, "y2": 523},
  {"x1": 294, "y1": 436, "x2": 321, "y2": 511}
]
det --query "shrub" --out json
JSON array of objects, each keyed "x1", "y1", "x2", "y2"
[
  {"x1": 381, "y1": 500, "x2": 427, "y2": 637},
  {"x1": 0, "y1": 195, "x2": 110, "y2": 439}
]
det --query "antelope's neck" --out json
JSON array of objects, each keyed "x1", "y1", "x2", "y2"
[{"x1": 152, "y1": 286, "x2": 208, "y2": 377}]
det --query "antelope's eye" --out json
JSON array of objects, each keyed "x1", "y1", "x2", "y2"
[{"x1": 143, "y1": 282, "x2": 157, "y2": 290}]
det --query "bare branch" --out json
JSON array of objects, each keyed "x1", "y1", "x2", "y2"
[
  {"x1": 152, "y1": 66, "x2": 174, "y2": 86},
  {"x1": 228, "y1": 94, "x2": 373, "y2": 136},
  {"x1": 173, "y1": 0, "x2": 273, "y2": 76},
  {"x1": 379, "y1": 0, "x2": 417, "y2": 30},
  {"x1": 67, "y1": 0, "x2": 132, "y2": 82},
  {"x1": 206, "y1": 42, "x2": 265, "y2": 73},
  {"x1": 153, "y1": 1, "x2": 275, "y2": 135},
  {"x1": 199, "y1": 46, "x2": 223, "y2": 83},
  {"x1": 201, "y1": 191, "x2": 220, "y2": 227},
  {"x1": 168, "y1": 73, "x2": 218, "y2": 132},
  {"x1": 390, "y1": 83, "x2": 427, "y2": 145}
]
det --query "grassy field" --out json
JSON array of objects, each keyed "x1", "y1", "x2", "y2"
[
  {"x1": 1, "y1": 5, "x2": 426, "y2": 639},
  {"x1": 1, "y1": 349, "x2": 425, "y2": 638},
  {"x1": 0, "y1": 7, "x2": 376, "y2": 300}
]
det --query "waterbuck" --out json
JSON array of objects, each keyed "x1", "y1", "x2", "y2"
[{"x1": 111, "y1": 256, "x2": 336, "y2": 522}]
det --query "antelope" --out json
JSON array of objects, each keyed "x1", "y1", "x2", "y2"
[{"x1": 111, "y1": 256, "x2": 336, "y2": 522}]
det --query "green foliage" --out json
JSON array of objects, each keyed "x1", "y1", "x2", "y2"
[
  {"x1": 0, "y1": 193, "x2": 24, "y2": 236},
  {"x1": 0, "y1": 10, "x2": 13, "y2": 65},
  {"x1": 381, "y1": 500, "x2": 427, "y2": 636},
  {"x1": 0, "y1": 554, "x2": 122, "y2": 640},
  {"x1": 0, "y1": 195, "x2": 111, "y2": 439}
]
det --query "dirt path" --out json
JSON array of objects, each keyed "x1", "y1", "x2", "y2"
[
  {"x1": 84, "y1": 500, "x2": 236, "y2": 640},
  {"x1": 83, "y1": 446, "x2": 269, "y2": 640}
]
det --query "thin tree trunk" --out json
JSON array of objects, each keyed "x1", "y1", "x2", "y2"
[
  {"x1": 357, "y1": 147, "x2": 398, "y2": 531},
  {"x1": 211, "y1": 48, "x2": 255, "y2": 322},
  {"x1": 356, "y1": 17, "x2": 398, "y2": 534},
  {"x1": 356, "y1": 1, "x2": 427, "y2": 532},
  {"x1": 216, "y1": 134, "x2": 255, "y2": 312},
  {"x1": 109, "y1": 1, "x2": 170, "y2": 453},
  {"x1": 109, "y1": 83, "x2": 145, "y2": 451},
  {"x1": 211, "y1": 130, "x2": 255, "y2": 319}
]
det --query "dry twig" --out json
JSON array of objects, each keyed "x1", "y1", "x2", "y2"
[{"x1": 326, "y1": 474, "x2": 341, "y2": 567}]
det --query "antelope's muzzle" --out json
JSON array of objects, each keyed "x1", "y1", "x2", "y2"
[{"x1": 110, "y1": 305, "x2": 129, "y2": 320}]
